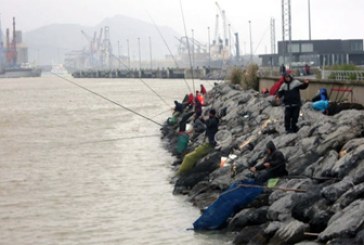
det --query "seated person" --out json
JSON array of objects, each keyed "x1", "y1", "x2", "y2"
[
  {"x1": 249, "y1": 141, "x2": 287, "y2": 184},
  {"x1": 312, "y1": 88, "x2": 329, "y2": 102}
]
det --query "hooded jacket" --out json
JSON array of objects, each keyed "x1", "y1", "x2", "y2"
[
  {"x1": 277, "y1": 76, "x2": 309, "y2": 106},
  {"x1": 256, "y1": 141, "x2": 287, "y2": 177}
]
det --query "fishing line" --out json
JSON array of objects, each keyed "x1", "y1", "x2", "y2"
[
  {"x1": 146, "y1": 11, "x2": 193, "y2": 94},
  {"x1": 51, "y1": 72, "x2": 163, "y2": 127},
  {"x1": 111, "y1": 54, "x2": 170, "y2": 107},
  {"x1": 179, "y1": 0, "x2": 196, "y2": 93},
  {"x1": 75, "y1": 134, "x2": 161, "y2": 145}
]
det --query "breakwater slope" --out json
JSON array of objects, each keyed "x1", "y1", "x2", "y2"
[{"x1": 162, "y1": 82, "x2": 364, "y2": 245}]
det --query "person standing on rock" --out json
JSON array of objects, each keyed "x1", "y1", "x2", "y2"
[
  {"x1": 249, "y1": 141, "x2": 287, "y2": 184},
  {"x1": 202, "y1": 109, "x2": 219, "y2": 146},
  {"x1": 276, "y1": 74, "x2": 309, "y2": 133}
]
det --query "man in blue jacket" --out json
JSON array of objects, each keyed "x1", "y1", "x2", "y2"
[{"x1": 276, "y1": 74, "x2": 309, "y2": 133}]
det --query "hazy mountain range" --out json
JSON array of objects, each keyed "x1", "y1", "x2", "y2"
[{"x1": 23, "y1": 15, "x2": 181, "y2": 65}]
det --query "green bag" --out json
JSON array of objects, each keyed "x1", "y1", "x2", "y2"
[
  {"x1": 178, "y1": 143, "x2": 214, "y2": 174},
  {"x1": 176, "y1": 134, "x2": 190, "y2": 154}
]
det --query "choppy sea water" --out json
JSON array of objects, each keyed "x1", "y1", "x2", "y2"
[{"x1": 0, "y1": 76, "x2": 232, "y2": 245}]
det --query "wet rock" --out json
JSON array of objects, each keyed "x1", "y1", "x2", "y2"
[
  {"x1": 287, "y1": 151, "x2": 320, "y2": 176},
  {"x1": 173, "y1": 172, "x2": 209, "y2": 194},
  {"x1": 269, "y1": 219, "x2": 309, "y2": 244},
  {"x1": 233, "y1": 225, "x2": 267, "y2": 245},
  {"x1": 263, "y1": 221, "x2": 282, "y2": 236},
  {"x1": 355, "y1": 229, "x2": 364, "y2": 244},
  {"x1": 228, "y1": 206, "x2": 269, "y2": 231},
  {"x1": 321, "y1": 180, "x2": 354, "y2": 203},
  {"x1": 315, "y1": 125, "x2": 360, "y2": 156},
  {"x1": 305, "y1": 150, "x2": 338, "y2": 178},
  {"x1": 335, "y1": 182, "x2": 364, "y2": 209},
  {"x1": 190, "y1": 191, "x2": 220, "y2": 210},
  {"x1": 326, "y1": 238, "x2": 361, "y2": 245},
  {"x1": 267, "y1": 193, "x2": 295, "y2": 221},
  {"x1": 192, "y1": 151, "x2": 221, "y2": 173},
  {"x1": 319, "y1": 199, "x2": 364, "y2": 241},
  {"x1": 294, "y1": 242, "x2": 323, "y2": 245},
  {"x1": 332, "y1": 144, "x2": 364, "y2": 178}
]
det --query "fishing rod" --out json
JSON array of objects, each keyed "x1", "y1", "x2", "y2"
[
  {"x1": 51, "y1": 72, "x2": 163, "y2": 127},
  {"x1": 146, "y1": 11, "x2": 193, "y2": 94},
  {"x1": 111, "y1": 54, "x2": 170, "y2": 107},
  {"x1": 179, "y1": 0, "x2": 196, "y2": 93},
  {"x1": 75, "y1": 134, "x2": 161, "y2": 145}
]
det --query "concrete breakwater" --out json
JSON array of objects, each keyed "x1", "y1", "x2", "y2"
[
  {"x1": 161, "y1": 82, "x2": 364, "y2": 244},
  {"x1": 71, "y1": 67, "x2": 227, "y2": 80}
]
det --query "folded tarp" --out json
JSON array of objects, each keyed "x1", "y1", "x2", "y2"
[
  {"x1": 178, "y1": 143, "x2": 213, "y2": 174},
  {"x1": 193, "y1": 179, "x2": 263, "y2": 230}
]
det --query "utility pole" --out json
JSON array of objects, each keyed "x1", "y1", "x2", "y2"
[
  {"x1": 191, "y1": 29, "x2": 195, "y2": 69},
  {"x1": 149, "y1": 36, "x2": 153, "y2": 69},
  {"x1": 248, "y1": 20, "x2": 253, "y2": 63},
  {"x1": 117, "y1": 40, "x2": 120, "y2": 69},
  {"x1": 126, "y1": 39, "x2": 130, "y2": 69},
  {"x1": 308, "y1": 0, "x2": 312, "y2": 40},
  {"x1": 137, "y1": 37, "x2": 141, "y2": 71},
  {"x1": 282, "y1": 0, "x2": 292, "y2": 65},
  {"x1": 208, "y1": 26, "x2": 211, "y2": 68}
]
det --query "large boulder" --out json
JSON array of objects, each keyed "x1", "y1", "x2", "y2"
[
  {"x1": 269, "y1": 219, "x2": 309, "y2": 244},
  {"x1": 228, "y1": 206, "x2": 269, "y2": 231},
  {"x1": 319, "y1": 199, "x2": 364, "y2": 241}
]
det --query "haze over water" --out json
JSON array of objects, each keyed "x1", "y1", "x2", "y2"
[{"x1": 0, "y1": 76, "x2": 231, "y2": 245}]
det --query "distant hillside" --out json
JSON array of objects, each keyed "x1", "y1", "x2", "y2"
[{"x1": 23, "y1": 15, "x2": 181, "y2": 65}]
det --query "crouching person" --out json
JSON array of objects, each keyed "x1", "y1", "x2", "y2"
[{"x1": 249, "y1": 141, "x2": 288, "y2": 184}]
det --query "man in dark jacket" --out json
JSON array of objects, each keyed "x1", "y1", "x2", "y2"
[
  {"x1": 276, "y1": 74, "x2": 309, "y2": 133},
  {"x1": 202, "y1": 109, "x2": 219, "y2": 145},
  {"x1": 250, "y1": 141, "x2": 287, "y2": 184}
]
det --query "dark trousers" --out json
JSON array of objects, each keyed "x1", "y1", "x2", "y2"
[{"x1": 284, "y1": 106, "x2": 300, "y2": 132}]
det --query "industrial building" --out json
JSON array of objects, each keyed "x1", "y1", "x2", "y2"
[{"x1": 260, "y1": 39, "x2": 364, "y2": 67}]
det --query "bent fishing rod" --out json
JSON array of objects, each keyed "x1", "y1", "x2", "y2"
[
  {"x1": 111, "y1": 54, "x2": 170, "y2": 107},
  {"x1": 146, "y1": 11, "x2": 193, "y2": 94},
  {"x1": 51, "y1": 72, "x2": 163, "y2": 127},
  {"x1": 179, "y1": 0, "x2": 196, "y2": 93}
]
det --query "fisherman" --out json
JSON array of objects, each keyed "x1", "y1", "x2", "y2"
[
  {"x1": 311, "y1": 88, "x2": 329, "y2": 102},
  {"x1": 249, "y1": 141, "x2": 287, "y2": 184},
  {"x1": 201, "y1": 108, "x2": 219, "y2": 145},
  {"x1": 178, "y1": 109, "x2": 219, "y2": 174},
  {"x1": 279, "y1": 64, "x2": 286, "y2": 76},
  {"x1": 173, "y1": 100, "x2": 184, "y2": 115},
  {"x1": 200, "y1": 84, "x2": 207, "y2": 96},
  {"x1": 196, "y1": 91, "x2": 205, "y2": 105},
  {"x1": 276, "y1": 74, "x2": 309, "y2": 133}
]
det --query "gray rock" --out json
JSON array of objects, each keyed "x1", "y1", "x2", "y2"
[
  {"x1": 267, "y1": 193, "x2": 295, "y2": 221},
  {"x1": 263, "y1": 221, "x2": 282, "y2": 236},
  {"x1": 269, "y1": 219, "x2": 309, "y2": 244},
  {"x1": 319, "y1": 199, "x2": 364, "y2": 241},
  {"x1": 305, "y1": 150, "x2": 338, "y2": 178},
  {"x1": 332, "y1": 144, "x2": 364, "y2": 178},
  {"x1": 335, "y1": 182, "x2": 364, "y2": 209},
  {"x1": 315, "y1": 125, "x2": 360, "y2": 156},
  {"x1": 295, "y1": 242, "x2": 323, "y2": 245},
  {"x1": 228, "y1": 206, "x2": 269, "y2": 231},
  {"x1": 321, "y1": 180, "x2": 354, "y2": 203}
]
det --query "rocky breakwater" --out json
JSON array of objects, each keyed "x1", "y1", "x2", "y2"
[{"x1": 161, "y1": 82, "x2": 364, "y2": 245}]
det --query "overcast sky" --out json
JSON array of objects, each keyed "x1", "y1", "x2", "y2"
[{"x1": 1, "y1": 0, "x2": 363, "y2": 54}]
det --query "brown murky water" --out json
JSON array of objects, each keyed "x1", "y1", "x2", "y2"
[{"x1": 0, "y1": 75, "x2": 231, "y2": 245}]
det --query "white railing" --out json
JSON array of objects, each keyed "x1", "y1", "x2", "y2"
[{"x1": 323, "y1": 70, "x2": 364, "y2": 81}]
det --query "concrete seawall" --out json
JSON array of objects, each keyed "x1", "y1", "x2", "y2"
[{"x1": 259, "y1": 76, "x2": 364, "y2": 104}]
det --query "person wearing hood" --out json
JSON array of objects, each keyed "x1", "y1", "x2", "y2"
[
  {"x1": 250, "y1": 141, "x2": 287, "y2": 184},
  {"x1": 276, "y1": 74, "x2": 309, "y2": 133},
  {"x1": 173, "y1": 100, "x2": 184, "y2": 114},
  {"x1": 312, "y1": 88, "x2": 329, "y2": 102}
]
